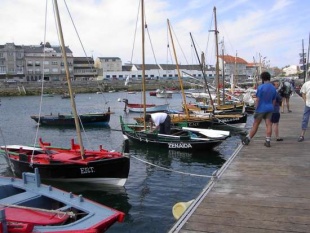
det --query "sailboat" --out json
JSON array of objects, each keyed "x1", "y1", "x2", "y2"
[
  {"x1": 120, "y1": 3, "x2": 229, "y2": 152},
  {"x1": 0, "y1": 0, "x2": 130, "y2": 186},
  {"x1": 121, "y1": 98, "x2": 170, "y2": 113},
  {"x1": 167, "y1": 7, "x2": 247, "y2": 130},
  {"x1": 30, "y1": 108, "x2": 111, "y2": 127}
]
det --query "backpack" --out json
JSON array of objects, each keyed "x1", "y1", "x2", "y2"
[{"x1": 280, "y1": 81, "x2": 291, "y2": 95}]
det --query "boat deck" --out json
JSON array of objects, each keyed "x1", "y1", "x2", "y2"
[{"x1": 169, "y1": 94, "x2": 310, "y2": 233}]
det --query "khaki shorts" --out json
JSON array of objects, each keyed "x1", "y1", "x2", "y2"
[{"x1": 254, "y1": 112, "x2": 273, "y2": 121}]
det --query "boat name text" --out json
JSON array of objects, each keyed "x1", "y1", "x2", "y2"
[
  {"x1": 188, "y1": 122, "x2": 200, "y2": 127},
  {"x1": 80, "y1": 167, "x2": 95, "y2": 174},
  {"x1": 168, "y1": 143, "x2": 192, "y2": 148},
  {"x1": 219, "y1": 118, "x2": 239, "y2": 123}
]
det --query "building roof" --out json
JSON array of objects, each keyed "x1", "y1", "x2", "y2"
[
  {"x1": 219, "y1": 55, "x2": 248, "y2": 64},
  {"x1": 23, "y1": 44, "x2": 72, "y2": 53},
  {"x1": 246, "y1": 62, "x2": 258, "y2": 67},
  {"x1": 133, "y1": 64, "x2": 161, "y2": 70},
  {"x1": 98, "y1": 57, "x2": 121, "y2": 60},
  {"x1": 122, "y1": 64, "x2": 133, "y2": 71}
]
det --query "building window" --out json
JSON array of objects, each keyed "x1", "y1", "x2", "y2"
[
  {"x1": 52, "y1": 61, "x2": 58, "y2": 65},
  {"x1": 17, "y1": 52, "x2": 23, "y2": 58},
  {"x1": 44, "y1": 61, "x2": 49, "y2": 65}
]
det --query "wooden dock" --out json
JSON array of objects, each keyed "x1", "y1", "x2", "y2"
[{"x1": 169, "y1": 94, "x2": 310, "y2": 233}]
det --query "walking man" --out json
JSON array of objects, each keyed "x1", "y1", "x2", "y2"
[
  {"x1": 242, "y1": 71, "x2": 277, "y2": 147},
  {"x1": 145, "y1": 112, "x2": 171, "y2": 134},
  {"x1": 297, "y1": 79, "x2": 310, "y2": 142},
  {"x1": 271, "y1": 80, "x2": 283, "y2": 141}
]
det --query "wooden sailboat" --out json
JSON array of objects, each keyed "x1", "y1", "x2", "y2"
[
  {"x1": 1, "y1": 0, "x2": 130, "y2": 186},
  {"x1": 170, "y1": 7, "x2": 247, "y2": 129},
  {"x1": 30, "y1": 109, "x2": 111, "y2": 127},
  {"x1": 134, "y1": 9, "x2": 247, "y2": 130},
  {"x1": 121, "y1": 98, "x2": 169, "y2": 113},
  {"x1": 120, "y1": 2, "x2": 229, "y2": 151}
]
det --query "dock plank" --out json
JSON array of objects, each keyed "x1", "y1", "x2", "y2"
[{"x1": 169, "y1": 95, "x2": 310, "y2": 233}]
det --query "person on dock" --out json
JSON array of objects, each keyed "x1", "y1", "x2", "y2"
[
  {"x1": 271, "y1": 80, "x2": 283, "y2": 141},
  {"x1": 279, "y1": 79, "x2": 292, "y2": 113},
  {"x1": 242, "y1": 71, "x2": 277, "y2": 147},
  {"x1": 145, "y1": 112, "x2": 171, "y2": 134},
  {"x1": 297, "y1": 79, "x2": 310, "y2": 142}
]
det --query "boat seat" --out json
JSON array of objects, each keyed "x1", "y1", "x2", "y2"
[{"x1": 0, "y1": 191, "x2": 40, "y2": 205}]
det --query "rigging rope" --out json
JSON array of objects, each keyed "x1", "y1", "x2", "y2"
[{"x1": 31, "y1": 0, "x2": 49, "y2": 165}]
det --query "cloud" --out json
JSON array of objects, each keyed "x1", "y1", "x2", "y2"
[{"x1": 0, "y1": 0, "x2": 309, "y2": 68}]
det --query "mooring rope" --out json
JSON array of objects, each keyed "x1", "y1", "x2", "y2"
[
  {"x1": 131, "y1": 155, "x2": 213, "y2": 178},
  {"x1": 1, "y1": 203, "x2": 76, "y2": 218}
]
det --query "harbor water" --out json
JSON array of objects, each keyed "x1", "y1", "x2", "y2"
[{"x1": 0, "y1": 91, "x2": 249, "y2": 232}]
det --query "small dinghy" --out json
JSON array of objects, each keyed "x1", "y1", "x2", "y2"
[{"x1": 0, "y1": 168, "x2": 125, "y2": 232}]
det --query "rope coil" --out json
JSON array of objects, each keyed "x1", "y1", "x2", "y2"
[{"x1": 1, "y1": 203, "x2": 76, "y2": 218}]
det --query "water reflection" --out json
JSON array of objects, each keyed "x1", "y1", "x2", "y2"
[{"x1": 130, "y1": 143, "x2": 226, "y2": 169}]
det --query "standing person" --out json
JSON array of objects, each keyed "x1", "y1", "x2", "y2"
[
  {"x1": 242, "y1": 71, "x2": 277, "y2": 147},
  {"x1": 290, "y1": 79, "x2": 296, "y2": 96},
  {"x1": 271, "y1": 80, "x2": 283, "y2": 141},
  {"x1": 297, "y1": 79, "x2": 310, "y2": 142},
  {"x1": 279, "y1": 79, "x2": 292, "y2": 113},
  {"x1": 145, "y1": 112, "x2": 171, "y2": 134}
]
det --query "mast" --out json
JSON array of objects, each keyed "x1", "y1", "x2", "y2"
[
  {"x1": 189, "y1": 33, "x2": 215, "y2": 114},
  {"x1": 302, "y1": 39, "x2": 306, "y2": 83},
  {"x1": 306, "y1": 33, "x2": 310, "y2": 80},
  {"x1": 167, "y1": 19, "x2": 189, "y2": 117},
  {"x1": 233, "y1": 51, "x2": 238, "y2": 92},
  {"x1": 213, "y1": 7, "x2": 220, "y2": 105},
  {"x1": 141, "y1": 0, "x2": 147, "y2": 129},
  {"x1": 54, "y1": 0, "x2": 85, "y2": 158},
  {"x1": 221, "y1": 38, "x2": 225, "y2": 102}
]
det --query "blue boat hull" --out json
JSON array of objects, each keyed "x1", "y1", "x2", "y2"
[{"x1": 30, "y1": 112, "x2": 110, "y2": 126}]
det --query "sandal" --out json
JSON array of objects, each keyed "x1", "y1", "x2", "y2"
[{"x1": 298, "y1": 136, "x2": 304, "y2": 142}]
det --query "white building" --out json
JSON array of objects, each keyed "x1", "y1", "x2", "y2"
[{"x1": 283, "y1": 65, "x2": 299, "y2": 76}]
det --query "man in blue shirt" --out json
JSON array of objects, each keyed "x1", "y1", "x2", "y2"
[{"x1": 242, "y1": 71, "x2": 277, "y2": 147}]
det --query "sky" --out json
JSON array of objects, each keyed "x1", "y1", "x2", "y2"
[{"x1": 1, "y1": 0, "x2": 309, "y2": 68}]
